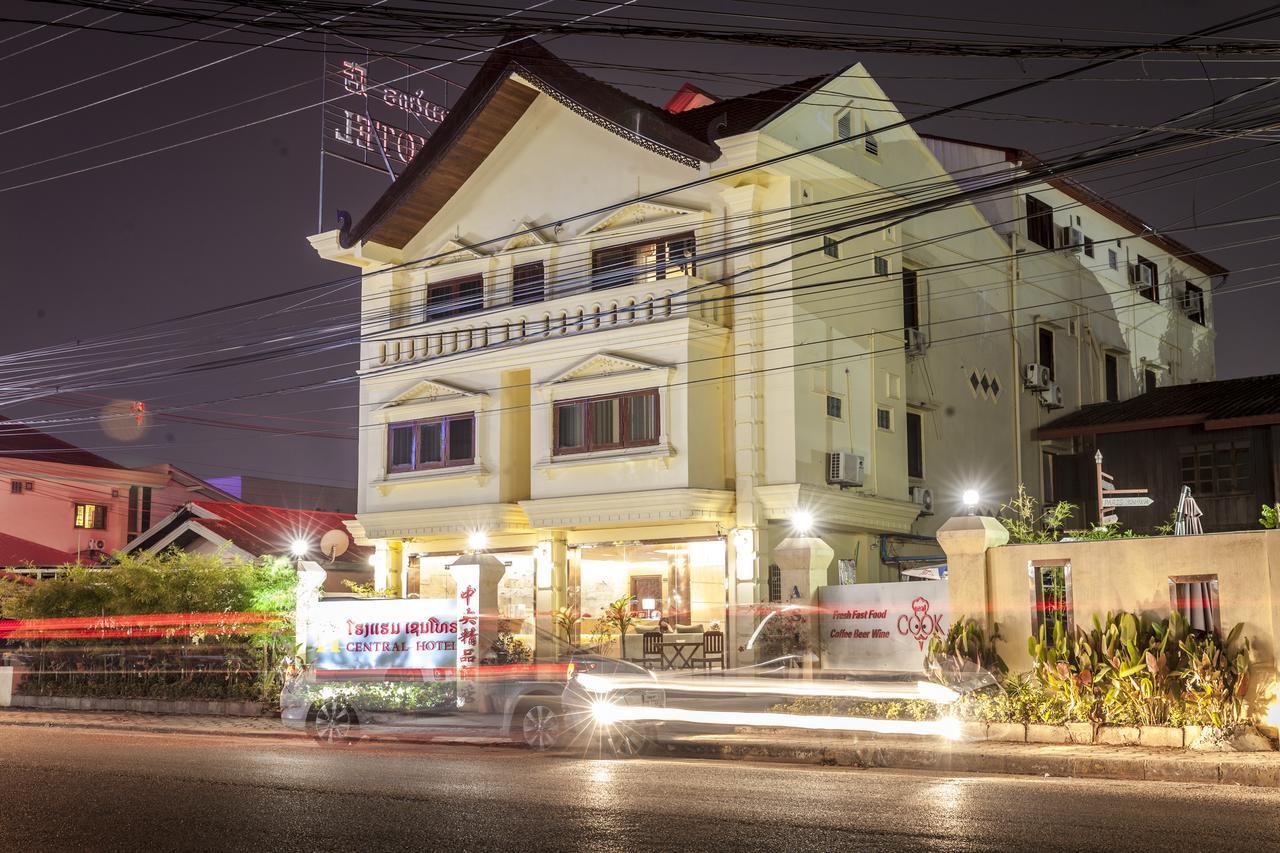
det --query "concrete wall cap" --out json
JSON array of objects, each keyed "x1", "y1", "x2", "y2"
[{"x1": 936, "y1": 515, "x2": 1010, "y2": 551}]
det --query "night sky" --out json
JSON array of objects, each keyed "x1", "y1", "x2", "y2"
[{"x1": 2, "y1": 0, "x2": 1278, "y2": 489}]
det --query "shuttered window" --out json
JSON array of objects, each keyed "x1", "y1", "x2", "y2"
[{"x1": 553, "y1": 389, "x2": 660, "y2": 454}]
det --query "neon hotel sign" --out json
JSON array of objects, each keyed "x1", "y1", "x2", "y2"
[{"x1": 333, "y1": 61, "x2": 448, "y2": 166}]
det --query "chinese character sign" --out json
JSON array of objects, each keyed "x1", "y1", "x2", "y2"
[{"x1": 308, "y1": 599, "x2": 457, "y2": 673}]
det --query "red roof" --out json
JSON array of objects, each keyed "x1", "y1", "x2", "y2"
[
  {"x1": 0, "y1": 532, "x2": 75, "y2": 568},
  {"x1": 0, "y1": 415, "x2": 122, "y2": 469},
  {"x1": 188, "y1": 500, "x2": 370, "y2": 565}
]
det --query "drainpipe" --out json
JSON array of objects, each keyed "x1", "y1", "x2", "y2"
[
  {"x1": 868, "y1": 329, "x2": 879, "y2": 496},
  {"x1": 1009, "y1": 232, "x2": 1023, "y2": 488}
]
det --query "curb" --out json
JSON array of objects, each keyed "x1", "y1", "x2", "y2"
[{"x1": 659, "y1": 737, "x2": 1280, "y2": 788}]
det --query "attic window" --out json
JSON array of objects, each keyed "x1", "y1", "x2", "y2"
[
  {"x1": 836, "y1": 110, "x2": 852, "y2": 141},
  {"x1": 865, "y1": 128, "x2": 879, "y2": 157}
]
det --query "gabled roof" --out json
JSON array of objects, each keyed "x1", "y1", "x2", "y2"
[
  {"x1": 919, "y1": 133, "x2": 1228, "y2": 279},
  {"x1": 1037, "y1": 374, "x2": 1280, "y2": 439},
  {"x1": 667, "y1": 74, "x2": 835, "y2": 142},
  {"x1": 340, "y1": 37, "x2": 723, "y2": 251},
  {"x1": 126, "y1": 500, "x2": 371, "y2": 566},
  {"x1": 0, "y1": 532, "x2": 74, "y2": 568},
  {"x1": 0, "y1": 415, "x2": 122, "y2": 469}
]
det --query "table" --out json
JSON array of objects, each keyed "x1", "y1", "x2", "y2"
[{"x1": 660, "y1": 636, "x2": 704, "y2": 670}]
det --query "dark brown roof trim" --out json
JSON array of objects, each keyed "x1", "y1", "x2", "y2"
[
  {"x1": 1035, "y1": 413, "x2": 1208, "y2": 440},
  {"x1": 919, "y1": 133, "x2": 1227, "y2": 279}
]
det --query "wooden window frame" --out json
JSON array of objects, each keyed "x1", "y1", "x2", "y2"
[
  {"x1": 1179, "y1": 440, "x2": 1251, "y2": 497},
  {"x1": 902, "y1": 267, "x2": 920, "y2": 337},
  {"x1": 386, "y1": 412, "x2": 476, "y2": 473},
  {"x1": 1038, "y1": 326, "x2": 1055, "y2": 380},
  {"x1": 590, "y1": 231, "x2": 696, "y2": 292},
  {"x1": 511, "y1": 261, "x2": 545, "y2": 306},
  {"x1": 552, "y1": 389, "x2": 660, "y2": 455},
  {"x1": 1104, "y1": 353, "x2": 1120, "y2": 402},
  {"x1": 1183, "y1": 282, "x2": 1206, "y2": 325},
  {"x1": 73, "y1": 503, "x2": 107, "y2": 530},
  {"x1": 906, "y1": 410, "x2": 924, "y2": 480},
  {"x1": 1025, "y1": 194, "x2": 1055, "y2": 250},
  {"x1": 425, "y1": 273, "x2": 484, "y2": 321}
]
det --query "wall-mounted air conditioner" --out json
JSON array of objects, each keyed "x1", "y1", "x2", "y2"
[
  {"x1": 909, "y1": 486, "x2": 934, "y2": 515},
  {"x1": 826, "y1": 452, "x2": 865, "y2": 488},
  {"x1": 1023, "y1": 363, "x2": 1051, "y2": 391},
  {"x1": 1038, "y1": 382, "x2": 1064, "y2": 410},
  {"x1": 905, "y1": 327, "x2": 929, "y2": 358},
  {"x1": 86, "y1": 539, "x2": 105, "y2": 551}
]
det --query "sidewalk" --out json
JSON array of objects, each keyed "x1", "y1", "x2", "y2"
[
  {"x1": 0, "y1": 707, "x2": 516, "y2": 747},
  {"x1": 660, "y1": 729, "x2": 1280, "y2": 788},
  {"x1": 5, "y1": 708, "x2": 1279, "y2": 787}
]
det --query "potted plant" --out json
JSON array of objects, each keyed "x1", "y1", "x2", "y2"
[{"x1": 599, "y1": 595, "x2": 639, "y2": 660}]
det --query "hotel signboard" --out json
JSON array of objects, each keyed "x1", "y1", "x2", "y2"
[{"x1": 307, "y1": 598, "x2": 457, "y2": 673}]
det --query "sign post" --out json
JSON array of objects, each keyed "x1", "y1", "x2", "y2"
[{"x1": 1094, "y1": 449, "x2": 1150, "y2": 527}]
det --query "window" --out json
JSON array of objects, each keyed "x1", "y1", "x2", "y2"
[
  {"x1": 902, "y1": 268, "x2": 919, "y2": 339},
  {"x1": 873, "y1": 256, "x2": 889, "y2": 276},
  {"x1": 553, "y1": 389, "x2": 659, "y2": 455},
  {"x1": 387, "y1": 413, "x2": 476, "y2": 472},
  {"x1": 1030, "y1": 562, "x2": 1072, "y2": 638},
  {"x1": 1169, "y1": 575, "x2": 1220, "y2": 634},
  {"x1": 822, "y1": 236, "x2": 840, "y2": 258},
  {"x1": 512, "y1": 261, "x2": 545, "y2": 306},
  {"x1": 1144, "y1": 368, "x2": 1158, "y2": 394},
  {"x1": 865, "y1": 130, "x2": 879, "y2": 157},
  {"x1": 1083, "y1": 236, "x2": 1094, "y2": 258},
  {"x1": 74, "y1": 503, "x2": 107, "y2": 530},
  {"x1": 1133, "y1": 255, "x2": 1159, "y2": 302},
  {"x1": 1038, "y1": 327, "x2": 1055, "y2": 380},
  {"x1": 826, "y1": 395, "x2": 843, "y2": 419},
  {"x1": 836, "y1": 110, "x2": 852, "y2": 140},
  {"x1": 127, "y1": 485, "x2": 153, "y2": 538},
  {"x1": 1104, "y1": 353, "x2": 1120, "y2": 402},
  {"x1": 1041, "y1": 451, "x2": 1056, "y2": 505},
  {"x1": 1025, "y1": 194, "x2": 1054, "y2": 249},
  {"x1": 591, "y1": 232, "x2": 695, "y2": 291},
  {"x1": 1180, "y1": 440, "x2": 1251, "y2": 496},
  {"x1": 10, "y1": 480, "x2": 23, "y2": 494},
  {"x1": 876, "y1": 408, "x2": 892, "y2": 431},
  {"x1": 1108, "y1": 248, "x2": 1119, "y2": 270},
  {"x1": 906, "y1": 411, "x2": 924, "y2": 480},
  {"x1": 1183, "y1": 282, "x2": 1206, "y2": 325},
  {"x1": 426, "y1": 274, "x2": 484, "y2": 321},
  {"x1": 767, "y1": 564, "x2": 782, "y2": 603}
]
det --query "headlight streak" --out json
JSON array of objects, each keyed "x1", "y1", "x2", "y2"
[
  {"x1": 590, "y1": 702, "x2": 963, "y2": 740},
  {"x1": 575, "y1": 671, "x2": 959, "y2": 704}
]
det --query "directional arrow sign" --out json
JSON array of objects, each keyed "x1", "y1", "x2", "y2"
[
  {"x1": 1102, "y1": 496, "x2": 1155, "y2": 507},
  {"x1": 1101, "y1": 514, "x2": 1119, "y2": 525}
]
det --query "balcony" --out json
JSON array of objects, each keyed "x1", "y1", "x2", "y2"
[{"x1": 365, "y1": 274, "x2": 725, "y2": 369}]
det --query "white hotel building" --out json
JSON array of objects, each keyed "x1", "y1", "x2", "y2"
[{"x1": 311, "y1": 41, "x2": 1223, "y2": 663}]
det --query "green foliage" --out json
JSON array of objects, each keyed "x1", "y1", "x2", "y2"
[
  {"x1": 597, "y1": 595, "x2": 640, "y2": 658},
  {"x1": 1066, "y1": 523, "x2": 1137, "y2": 541},
  {"x1": 926, "y1": 618, "x2": 1007, "y2": 685},
  {"x1": 487, "y1": 621, "x2": 531, "y2": 665},
  {"x1": 754, "y1": 606, "x2": 813, "y2": 659},
  {"x1": 341, "y1": 579, "x2": 395, "y2": 599},
  {"x1": 1153, "y1": 512, "x2": 1179, "y2": 536},
  {"x1": 552, "y1": 606, "x2": 581, "y2": 644},
  {"x1": 1180, "y1": 622, "x2": 1252, "y2": 728},
  {"x1": 0, "y1": 575, "x2": 30, "y2": 620},
  {"x1": 300, "y1": 679, "x2": 456, "y2": 713},
  {"x1": 1262, "y1": 504, "x2": 1279, "y2": 529},
  {"x1": 999, "y1": 484, "x2": 1076, "y2": 544},
  {"x1": 18, "y1": 550, "x2": 296, "y2": 620}
]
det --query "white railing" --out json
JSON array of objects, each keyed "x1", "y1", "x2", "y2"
[{"x1": 366, "y1": 275, "x2": 724, "y2": 368}]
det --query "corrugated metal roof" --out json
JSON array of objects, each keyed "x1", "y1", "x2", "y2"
[
  {"x1": 0, "y1": 416, "x2": 122, "y2": 469},
  {"x1": 1037, "y1": 374, "x2": 1280, "y2": 438},
  {"x1": 188, "y1": 500, "x2": 370, "y2": 565},
  {"x1": 0, "y1": 532, "x2": 75, "y2": 567}
]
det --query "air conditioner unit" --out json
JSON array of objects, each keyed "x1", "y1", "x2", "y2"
[
  {"x1": 1038, "y1": 382, "x2": 1064, "y2": 409},
  {"x1": 905, "y1": 327, "x2": 928, "y2": 358},
  {"x1": 1067, "y1": 227, "x2": 1083, "y2": 251},
  {"x1": 87, "y1": 539, "x2": 105, "y2": 550},
  {"x1": 1023, "y1": 363, "x2": 1051, "y2": 390},
  {"x1": 909, "y1": 486, "x2": 935, "y2": 515},
  {"x1": 1130, "y1": 263, "x2": 1155, "y2": 288},
  {"x1": 826, "y1": 452, "x2": 865, "y2": 487}
]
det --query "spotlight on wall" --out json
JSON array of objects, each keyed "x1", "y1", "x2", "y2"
[
  {"x1": 467, "y1": 531, "x2": 488, "y2": 552},
  {"x1": 791, "y1": 510, "x2": 814, "y2": 535},
  {"x1": 962, "y1": 489, "x2": 981, "y2": 515}
]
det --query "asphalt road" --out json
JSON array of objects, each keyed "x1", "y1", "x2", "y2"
[{"x1": 2, "y1": 726, "x2": 1279, "y2": 852}]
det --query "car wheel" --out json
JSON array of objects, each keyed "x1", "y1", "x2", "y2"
[
  {"x1": 519, "y1": 702, "x2": 562, "y2": 751},
  {"x1": 605, "y1": 723, "x2": 650, "y2": 757},
  {"x1": 309, "y1": 699, "x2": 358, "y2": 744}
]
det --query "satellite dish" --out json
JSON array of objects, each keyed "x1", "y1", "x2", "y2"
[{"x1": 319, "y1": 529, "x2": 349, "y2": 562}]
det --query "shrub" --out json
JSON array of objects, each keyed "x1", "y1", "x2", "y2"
[{"x1": 999, "y1": 485, "x2": 1076, "y2": 544}]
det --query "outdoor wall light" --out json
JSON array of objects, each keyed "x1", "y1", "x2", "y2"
[
  {"x1": 791, "y1": 510, "x2": 814, "y2": 535},
  {"x1": 290, "y1": 539, "x2": 309, "y2": 557},
  {"x1": 467, "y1": 531, "x2": 488, "y2": 552},
  {"x1": 962, "y1": 489, "x2": 981, "y2": 515}
]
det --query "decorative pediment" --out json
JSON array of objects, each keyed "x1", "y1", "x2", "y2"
[
  {"x1": 380, "y1": 379, "x2": 486, "y2": 410},
  {"x1": 542, "y1": 352, "x2": 670, "y2": 387},
  {"x1": 581, "y1": 202, "x2": 700, "y2": 236},
  {"x1": 424, "y1": 239, "x2": 486, "y2": 267},
  {"x1": 501, "y1": 223, "x2": 552, "y2": 252}
]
